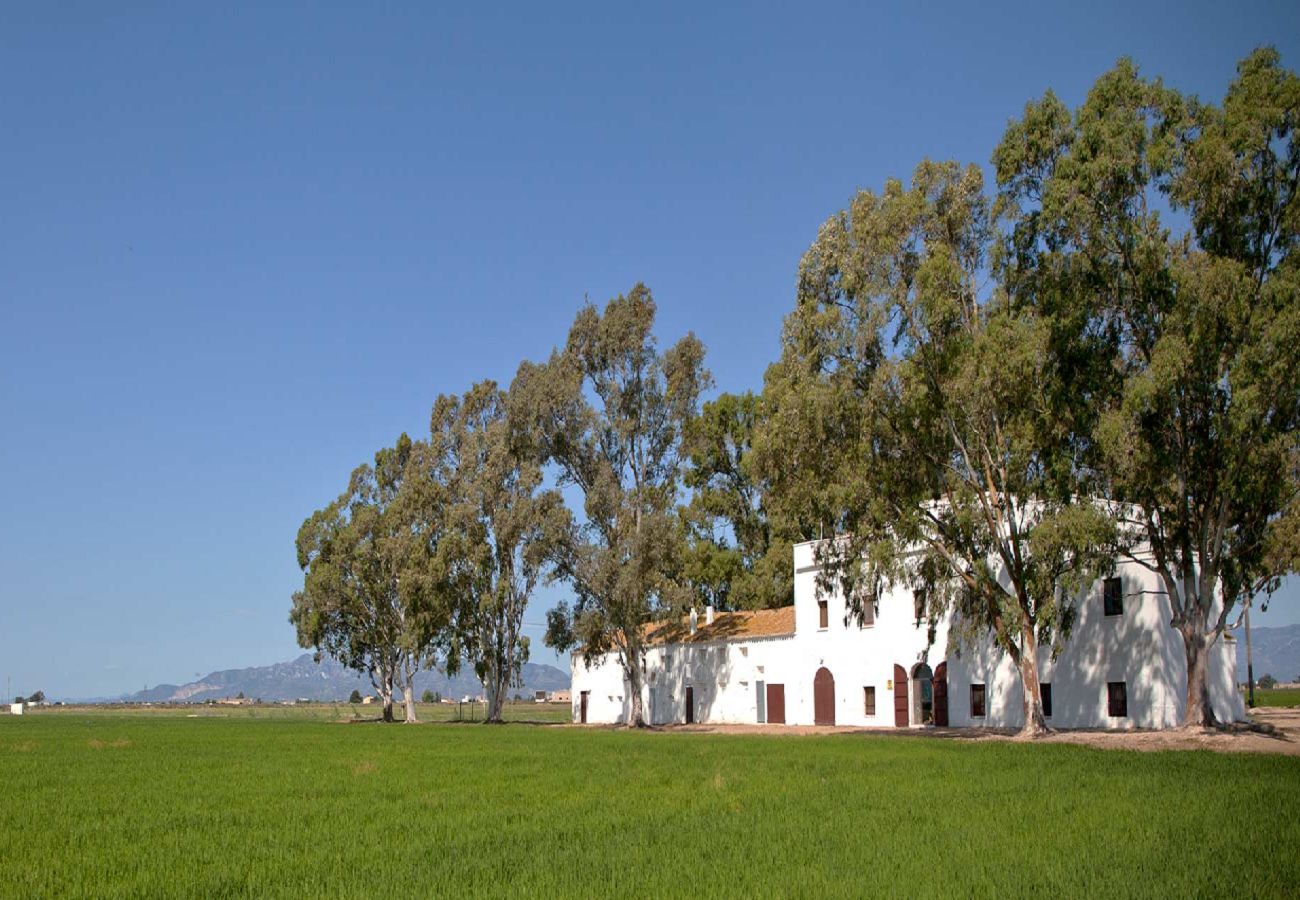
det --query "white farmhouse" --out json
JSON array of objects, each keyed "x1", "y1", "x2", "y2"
[{"x1": 571, "y1": 539, "x2": 1244, "y2": 729}]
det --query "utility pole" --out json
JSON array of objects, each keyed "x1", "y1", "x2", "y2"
[{"x1": 1244, "y1": 598, "x2": 1256, "y2": 709}]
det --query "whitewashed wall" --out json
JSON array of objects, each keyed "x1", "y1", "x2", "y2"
[
  {"x1": 571, "y1": 542, "x2": 1246, "y2": 729},
  {"x1": 945, "y1": 559, "x2": 1245, "y2": 729}
]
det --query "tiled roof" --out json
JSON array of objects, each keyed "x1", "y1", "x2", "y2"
[{"x1": 646, "y1": 606, "x2": 795, "y2": 646}]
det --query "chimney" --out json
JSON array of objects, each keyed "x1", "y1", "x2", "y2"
[
  {"x1": 689, "y1": 607, "x2": 698, "y2": 634},
  {"x1": 705, "y1": 605, "x2": 715, "y2": 626}
]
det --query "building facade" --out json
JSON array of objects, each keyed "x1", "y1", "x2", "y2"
[{"x1": 571, "y1": 539, "x2": 1245, "y2": 729}]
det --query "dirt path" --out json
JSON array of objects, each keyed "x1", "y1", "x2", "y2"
[{"x1": 646, "y1": 708, "x2": 1300, "y2": 756}]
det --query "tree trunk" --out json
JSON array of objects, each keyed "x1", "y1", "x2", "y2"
[
  {"x1": 380, "y1": 670, "x2": 395, "y2": 723},
  {"x1": 1181, "y1": 628, "x2": 1217, "y2": 728},
  {"x1": 1016, "y1": 625, "x2": 1049, "y2": 738},
  {"x1": 485, "y1": 670, "x2": 506, "y2": 723},
  {"x1": 623, "y1": 652, "x2": 646, "y2": 728},
  {"x1": 402, "y1": 682, "x2": 418, "y2": 724}
]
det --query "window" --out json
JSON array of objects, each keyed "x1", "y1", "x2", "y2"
[
  {"x1": 863, "y1": 686, "x2": 876, "y2": 716},
  {"x1": 1040, "y1": 683, "x2": 1053, "y2": 718},
  {"x1": 818, "y1": 598, "x2": 829, "y2": 629},
  {"x1": 1107, "y1": 681, "x2": 1128, "y2": 717},
  {"x1": 1103, "y1": 577, "x2": 1123, "y2": 617},
  {"x1": 970, "y1": 684, "x2": 986, "y2": 718},
  {"x1": 860, "y1": 602, "x2": 875, "y2": 628}
]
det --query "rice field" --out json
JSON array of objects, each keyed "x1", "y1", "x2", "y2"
[
  {"x1": 2, "y1": 711, "x2": 1297, "y2": 898},
  {"x1": 1250, "y1": 688, "x2": 1300, "y2": 708}
]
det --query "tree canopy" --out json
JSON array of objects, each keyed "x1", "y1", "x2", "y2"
[
  {"x1": 994, "y1": 48, "x2": 1300, "y2": 725},
  {"x1": 518, "y1": 284, "x2": 710, "y2": 727}
]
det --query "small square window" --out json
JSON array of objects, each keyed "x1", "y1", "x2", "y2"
[
  {"x1": 1107, "y1": 681, "x2": 1128, "y2": 717},
  {"x1": 1040, "y1": 683, "x2": 1053, "y2": 718},
  {"x1": 970, "y1": 684, "x2": 986, "y2": 718},
  {"x1": 863, "y1": 686, "x2": 876, "y2": 716},
  {"x1": 818, "y1": 599, "x2": 829, "y2": 629},
  {"x1": 1103, "y1": 577, "x2": 1123, "y2": 617}
]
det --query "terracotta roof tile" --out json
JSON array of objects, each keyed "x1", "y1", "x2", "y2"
[{"x1": 646, "y1": 606, "x2": 795, "y2": 645}]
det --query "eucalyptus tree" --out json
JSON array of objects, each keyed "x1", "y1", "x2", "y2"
[
  {"x1": 290, "y1": 434, "x2": 455, "y2": 723},
  {"x1": 516, "y1": 284, "x2": 709, "y2": 727},
  {"x1": 428, "y1": 380, "x2": 571, "y2": 724},
  {"x1": 994, "y1": 49, "x2": 1300, "y2": 726},
  {"x1": 755, "y1": 160, "x2": 1114, "y2": 736},
  {"x1": 681, "y1": 391, "x2": 796, "y2": 611}
]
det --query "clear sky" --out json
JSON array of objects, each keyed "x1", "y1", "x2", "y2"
[{"x1": 2, "y1": 2, "x2": 1298, "y2": 700}]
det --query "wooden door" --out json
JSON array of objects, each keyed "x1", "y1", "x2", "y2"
[
  {"x1": 893, "y1": 664, "x2": 908, "y2": 727},
  {"x1": 814, "y1": 667, "x2": 836, "y2": 726},
  {"x1": 579, "y1": 691, "x2": 589, "y2": 724},
  {"x1": 766, "y1": 683, "x2": 786, "y2": 724},
  {"x1": 685, "y1": 686, "x2": 694, "y2": 724},
  {"x1": 933, "y1": 663, "x2": 948, "y2": 727}
]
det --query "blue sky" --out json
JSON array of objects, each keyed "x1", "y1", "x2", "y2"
[{"x1": 2, "y1": 2, "x2": 1297, "y2": 699}]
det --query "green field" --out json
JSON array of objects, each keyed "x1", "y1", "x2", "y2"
[
  {"x1": 34, "y1": 700, "x2": 573, "y2": 724},
  {"x1": 1249, "y1": 688, "x2": 1300, "y2": 708},
  {"x1": 2, "y1": 713, "x2": 1297, "y2": 898}
]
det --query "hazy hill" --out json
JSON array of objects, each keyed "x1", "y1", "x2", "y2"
[
  {"x1": 1236, "y1": 624, "x2": 1300, "y2": 683},
  {"x1": 124, "y1": 653, "x2": 569, "y2": 703}
]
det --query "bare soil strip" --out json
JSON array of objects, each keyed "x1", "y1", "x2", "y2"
[{"x1": 605, "y1": 707, "x2": 1300, "y2": 755}]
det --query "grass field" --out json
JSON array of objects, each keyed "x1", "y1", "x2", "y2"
[
  {"x1": 1249, "y1": 688, "x2": 1300, "y2": 708},
  {"x1": 2, "y1": 712, "x2": 1297, "y2": 898},
  {"x1": 34, "y1": 700, "x2": 574, "y2": 724}
]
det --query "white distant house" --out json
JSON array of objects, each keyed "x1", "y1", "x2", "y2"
[{"x1": 571, "y1": 539, "x2": 1244, "y2": 730}]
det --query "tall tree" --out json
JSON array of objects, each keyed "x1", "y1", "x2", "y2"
[
  {"x1": 994, "y1": 50, "x2": 1300, "y2": 726},
  {"x1": 291, "y1": 434, "x2": 455, "y2": 723},
  {"x1": 755, "y1": 160, "x2": 1114, "y2": 736},
  {"x1": 681, "y1": 391, "x2": 796, "y2": 611},
  {"x1": 515, "y1": 284, "x2": 709, "y2": 727},
  {"x1": 428, "y1": 380, "x2": 571, "y2": 724}
]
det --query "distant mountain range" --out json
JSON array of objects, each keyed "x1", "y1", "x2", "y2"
[
  {"x1": 122, "y1": 654, "x2": 569, "y2": 703},
  {"x1": 1236, "y1": 623, "x2": 1300, "y2": 683}
]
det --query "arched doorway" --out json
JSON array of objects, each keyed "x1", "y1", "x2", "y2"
[
  {"x1": 912, "y1": 663, "x2": 934, "y2": 725},
  {"x1": 933, "y1": 662, "x2": 948, "y2": 726},
  {"x1": 893, "y1": 664, "x2": 908, "y2": 727},
  {"x1": 813, "y1": 667, "x2": 836, "y2": 725}
]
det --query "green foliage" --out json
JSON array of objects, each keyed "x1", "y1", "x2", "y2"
[
  {"x1": 290, "y1": 434, "x2": 457, "y2": 724},
  {"x1": 514, "y1": 284, "x2": 710, "y2": 725},
  {"x1": 994, "y1": 48, "x2": 1300, "y2": 725},
  {"x1": 757, "y1": 159, "x2": 1114, "y2": 734},
  {"x1": 348, "y1": 690, "x2": 362, "y2": 704},
  {"x1": 1258, "y1": 674, "x2": 1278, "y2": 690},
  {"x1": 681, "y1": 392, "x2": 797, "y2": 611},
  {"x1": 1, "y1": 715, "x2": 1297, "y2": 896},
  {"x1": 427, "y1": 380, "x2": 571, "y2": 722},
  {"x1": 421, "y1": 689, "x2": 435, "y2": 703}
]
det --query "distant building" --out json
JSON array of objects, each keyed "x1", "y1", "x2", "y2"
[{"x1": 547, "y1": 690, "x2": 571, "y2": 704}]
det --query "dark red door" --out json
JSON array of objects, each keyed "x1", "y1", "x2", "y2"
[
  {"x1": 579, "y1": 691, "x2": 589, "y2": 724},
  {"x1": 685, "y1": 686, "x2": 694, "y2": 724},
  {"x1": 766, "y1": 684, "x2": 786, "y2": 724},
  {"x1": 814, "y1": 667, "x2": 836, "y2": 725},
  {"x1": 933, "y1": 663, "x2": 948, "y2": 727},
  {"x1": 893, "y1": 664, "x2": 908, "y2": 727}
]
